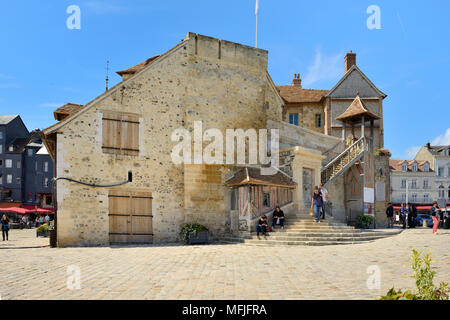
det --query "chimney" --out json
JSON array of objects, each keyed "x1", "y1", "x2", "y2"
[
  {"x1": 292, "y1": 73, "x2": 302, "y2": 87},
  {"x1": 345, "y1": 51, "x2": 356, "y2": 73},
  {"x1": 426, "y1": 142, "x2": 431, "y2": 149}
]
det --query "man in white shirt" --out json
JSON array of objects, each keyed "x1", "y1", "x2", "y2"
[{"x1": 319, "y1": 184, "x2": 329, "y2": 220}]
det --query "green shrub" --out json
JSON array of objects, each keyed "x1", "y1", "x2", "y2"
[
  {"x1": 356, "y1": 214, "x2": 374, "y2": 229},
  {"x1": 380, "y1": 249, "x2": 449, "y2": 300},
  {"x1": 179, "y1": 223, "x2": 208, "y2": 244},
  {"x1": 36, "y1": 224, "x2": 49, "y2": 233}
]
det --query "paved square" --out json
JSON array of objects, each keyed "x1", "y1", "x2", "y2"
[{"x1": 0, "y1": 228, "x2": 448, "y2": 300}]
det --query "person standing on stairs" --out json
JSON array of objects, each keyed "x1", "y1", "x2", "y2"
[
  {"x1": 311, "y1": 187, "x2": 323, "y2": 223},
  {"x1": 319, "y1": 184, "x2": 329, "y2": 220}
]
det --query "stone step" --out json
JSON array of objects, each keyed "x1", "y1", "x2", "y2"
[{"x1": 220, "y1": 238, "x2": 377, "y2": 247}]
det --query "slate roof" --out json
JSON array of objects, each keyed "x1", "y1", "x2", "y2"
[
  {"x1": 336, "y1": 95, "x2": 380, "y2": 123},
  {"x1": 0, "y1": 115, "x2": 18, "y2": 125},
  {"x1": 426, "y1": 145, "x2": 450, "y2": 156},
  {"x1": 276, "y1": 86, "x2": 328, "y2": 103},
  {"x1": 389, "y1": 159, "x2": 433, "y2": 173},
  {"x1": 225, "y1": 167, "x2": 297, "y2": 188}
]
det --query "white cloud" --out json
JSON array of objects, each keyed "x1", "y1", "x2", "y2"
[
  {"x1": 431, "y1": 128, "x2": 450, "y2": 145},
  {"x1": 302, "y1": 50, "x2": 343, "y2": 87},
  {"x1": 405, "y1": 146, "x2": 421, "y2": 159},
  {"x1": 402, "y1": 128, "x2": 450, "y2": 159}
]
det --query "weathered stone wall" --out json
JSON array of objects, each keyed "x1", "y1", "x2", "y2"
[
  {"x1": 374, "y1": 154, "x2": 391, "y2": 227},
  {"x1": 283, "y1": 102, "x2": 325, "y2": 134},
  {"x1": 53, "y1": 33, "x2": 284, "y2": 246}
]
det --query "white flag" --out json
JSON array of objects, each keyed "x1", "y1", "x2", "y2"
[{"x1": 255, "y1": 0, "x2": 260, "y2": 15}]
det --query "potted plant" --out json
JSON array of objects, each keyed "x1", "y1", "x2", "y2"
[
  {"x1": 356, "y1": 214, "x2": 374, "y2": 229},
  {"x1": 36, "y1": 223, "x2": 49, "y2": 237},
  {"x1": 179, "y1": 223, "x2": 209, "y2": 245}
]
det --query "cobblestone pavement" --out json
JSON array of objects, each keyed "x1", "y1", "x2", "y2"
[{"x1": 0, "y1": 228, "x2": 448, "y2": 300}]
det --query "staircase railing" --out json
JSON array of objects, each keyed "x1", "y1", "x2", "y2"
[{"x1": 321, "y1": 137, "x2": 366, "y2": 187}]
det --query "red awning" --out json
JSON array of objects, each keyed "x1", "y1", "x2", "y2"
[
  {"x1": 22, "y1": 205, "x2": 54, "y2": 214},
  {"x1": 0, "y1": 207, "x2": 34, "y2": 215},
  {"x1": 393, "y1": 205, "x2": 449, "y2": 211}
]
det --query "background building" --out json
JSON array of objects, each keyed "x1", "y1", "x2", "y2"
[{"x1": 0, "y1": 115, "x2": 54, "y2": 209}]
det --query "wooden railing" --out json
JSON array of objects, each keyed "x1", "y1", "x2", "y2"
[{"x1": 321, "y1": 137, "x2": 366, "y2": 187}]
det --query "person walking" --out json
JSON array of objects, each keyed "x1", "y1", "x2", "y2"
[
  {"x1": 44, "y1": 214, "x2": 50, "y2": 224},
  {"x1": 272, "y1": 206, "x2": 285, "y2": 230},
  {"x1": 311, "y1": 187, "x2": 324, "y2": 223},
  {"x1": 386, "y1": 202, "x2": 394, "y2": 228},
  {"x1": 1, "y1": 214, "x2": 10, "y2": 241},
  {"x1": 431, "y1": 201, "x2": 440, "y2": 235},
  {"x1": 400, "y1": 203, "x2": 408, "y2": 229},
  {"x1": 409, "y1": 204, "x2": 417, "y2": 228},
  {"x1": 319, "y1": 184, "x2": 329, "y2": 220}
]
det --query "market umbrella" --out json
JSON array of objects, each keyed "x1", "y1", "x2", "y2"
[{"x1": 0, "y1": 207, "x2": 34, "y2": 215}]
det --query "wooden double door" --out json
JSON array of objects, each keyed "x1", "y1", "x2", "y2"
[{"x1": 109, "y1": 189, "x2": 153, "y2": 244}]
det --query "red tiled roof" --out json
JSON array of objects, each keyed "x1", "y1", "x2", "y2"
[
  {"x1": 225, "y1": 167, "x2": 297, "y2": 188},
  {"x1": 389, "y1": 159, "x2": 433, "y2": 173},
  {"x1": 336, "y1": 95, "x2": 380, "y2": 122},
  {"x1": 53, "y1": 103, "x2": 85, "y2": 121},
  {"x1": 276, "y1": 86, "x2": 328, "y2": 103},
  {"x1": 116, "y1": 55, "x2": 161, "y2": 77}
]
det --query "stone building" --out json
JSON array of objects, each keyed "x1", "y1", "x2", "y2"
[
  {"x1": 389, "y1": 143, "x2": 450, "y2": 207},
  {"x1": 42, "y1": 33, "x2": 390, "y2": 246}
]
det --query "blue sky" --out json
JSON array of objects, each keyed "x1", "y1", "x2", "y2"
[{"x1": 0, "y1": 0, "x2": 449, "y2": 159}]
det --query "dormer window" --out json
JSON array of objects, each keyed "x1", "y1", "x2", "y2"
[
  {"x1": 402, "y1": 162, "x2": 408, "y2": 172},
  {"x1": 412, "y1": 163, "x2": 418, "y2": 172},
  {"x1": 424, "y1": 162, "x2": 430, "y2": 172}
]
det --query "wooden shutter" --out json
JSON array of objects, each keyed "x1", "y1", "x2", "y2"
[
  {"x1": 102, "y1": 111, "x2": 139, "y2": 156},
  {"x1": 109, "y1": 189, "x2": 153, "y2": 244}
]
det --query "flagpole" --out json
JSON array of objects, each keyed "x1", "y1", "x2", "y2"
[{"x1": 255, "y1": 13, "x2": 258, "y2": 48}]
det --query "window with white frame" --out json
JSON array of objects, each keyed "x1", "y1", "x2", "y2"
[
  {"x1": 412, "y1": 163, "x2": 418, "y2": 172},
  {"x1": 8, "y1": 146, "x2": 13, "y2": 152},
  {"x1": 401, "y1": 194, "x2": 406, "y2": 203},
  {"x1": 17, "y1": 161, "x2": 21, "y2": 169},
  {"x1": 439, "y1": 186, "x2": 445, "y2": 198},
  {"x1": 289, "y1": 113, "x2": 299, "y2": 126},
  {"x1": 6, "y1": 174, "x2": 12, "y2": 184},
  {"x1": 423, "y1": 162, "x2": 429, "y2": 172},
  {"x1": 423, "y1": 179, "x2": 429, "y2": 189},
  {"x1": 438, "y1": 167, "x2": 444, "y2": 177},
  {"x1": 0, "y1": 144, "x2": 2, "y2": 154},
  {"x1": 27, "y1": 148, "x2": 33, "y2": 157},
  {"x1": 401, "y1": 179, "x2": 407, "y2": 189},
  {"x1": 16, "y1": 177, "x2": 20, "y2": 184},
  {"x1": 412, "y1": 194, "x2": 418, "y2": 203},
  {"x1": 424, "y1": 194, "x2": 429, "y2": 203},
  {"x1": 44, "y1": 177, "x2": 49, "y2": 188},
  {"x1": 44, "y1": 162, "x2": 48, "y2": 172},
  {"x1": 411, "y1": 179, "x2": 417, "y2": 189},
  {"x1": 5, "y1": 159, "x2": 12, "y2": 168},
  {"x1": 402, "y1": 163, "x2": 408, "y2": 172}
]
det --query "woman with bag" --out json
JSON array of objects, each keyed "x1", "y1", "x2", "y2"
[
  {"x1": 1, "y1": 214, "x2": 10, "y2": 241},
  {"x1": 311, "y1": 187, "x2": 323, "y2": 223},
  {"x1": 431, "y1": 201, "x2": 440, "y2": 235}
]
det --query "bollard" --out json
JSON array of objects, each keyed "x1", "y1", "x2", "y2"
[{"x1": 423, "y1": 220, "x2": 428, "y2": 228}]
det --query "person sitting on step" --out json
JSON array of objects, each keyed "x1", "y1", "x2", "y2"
[
  {"x1": 256, "y1": 215, "x2": 269, "y2": 239},
  {"x1": 272, "y1": 206, "x2": 285, "y2": 230}
]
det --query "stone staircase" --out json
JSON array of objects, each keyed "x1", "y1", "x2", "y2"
[{"x1": 221, "y1": 212, "x2": 402, "y2": 247}]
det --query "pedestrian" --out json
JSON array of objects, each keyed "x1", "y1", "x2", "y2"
[
  {"x1": 272, "y1": 206, "x2": 285, "y2": 229},
  {"x1": 1, "y1": 214, "x2": 10, "y2": 241},
  {"x1": 400, "y1": 203, "x2": 408, "y2": 229},
  {"x1": 311, "y1": 186, "x2": 323, "y2": 223},
  {"x1": 409, "y1": 204, "x2": 417, "y2": 228},
  {"x1": 35, "y1": 215, "x2": 40, "y2": 227},
  {"x1": 386, "y1": 202, "x2": 394, "y2": 228},
  {"x1": 319, "y1": 184, "x2": 329, "y2": 220},
  {"x1": 44, "y1": 214, "x2": 50, "y2": 224},
  {"x1": 39, "y1": 215, "x2": 44, "y2": 225},
  {"x1": 256, "y1": 215, "x2": 269, "y2": 239},
  {"x1": 431, "y1": 201, "x2": 440, "y2": 235}
]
